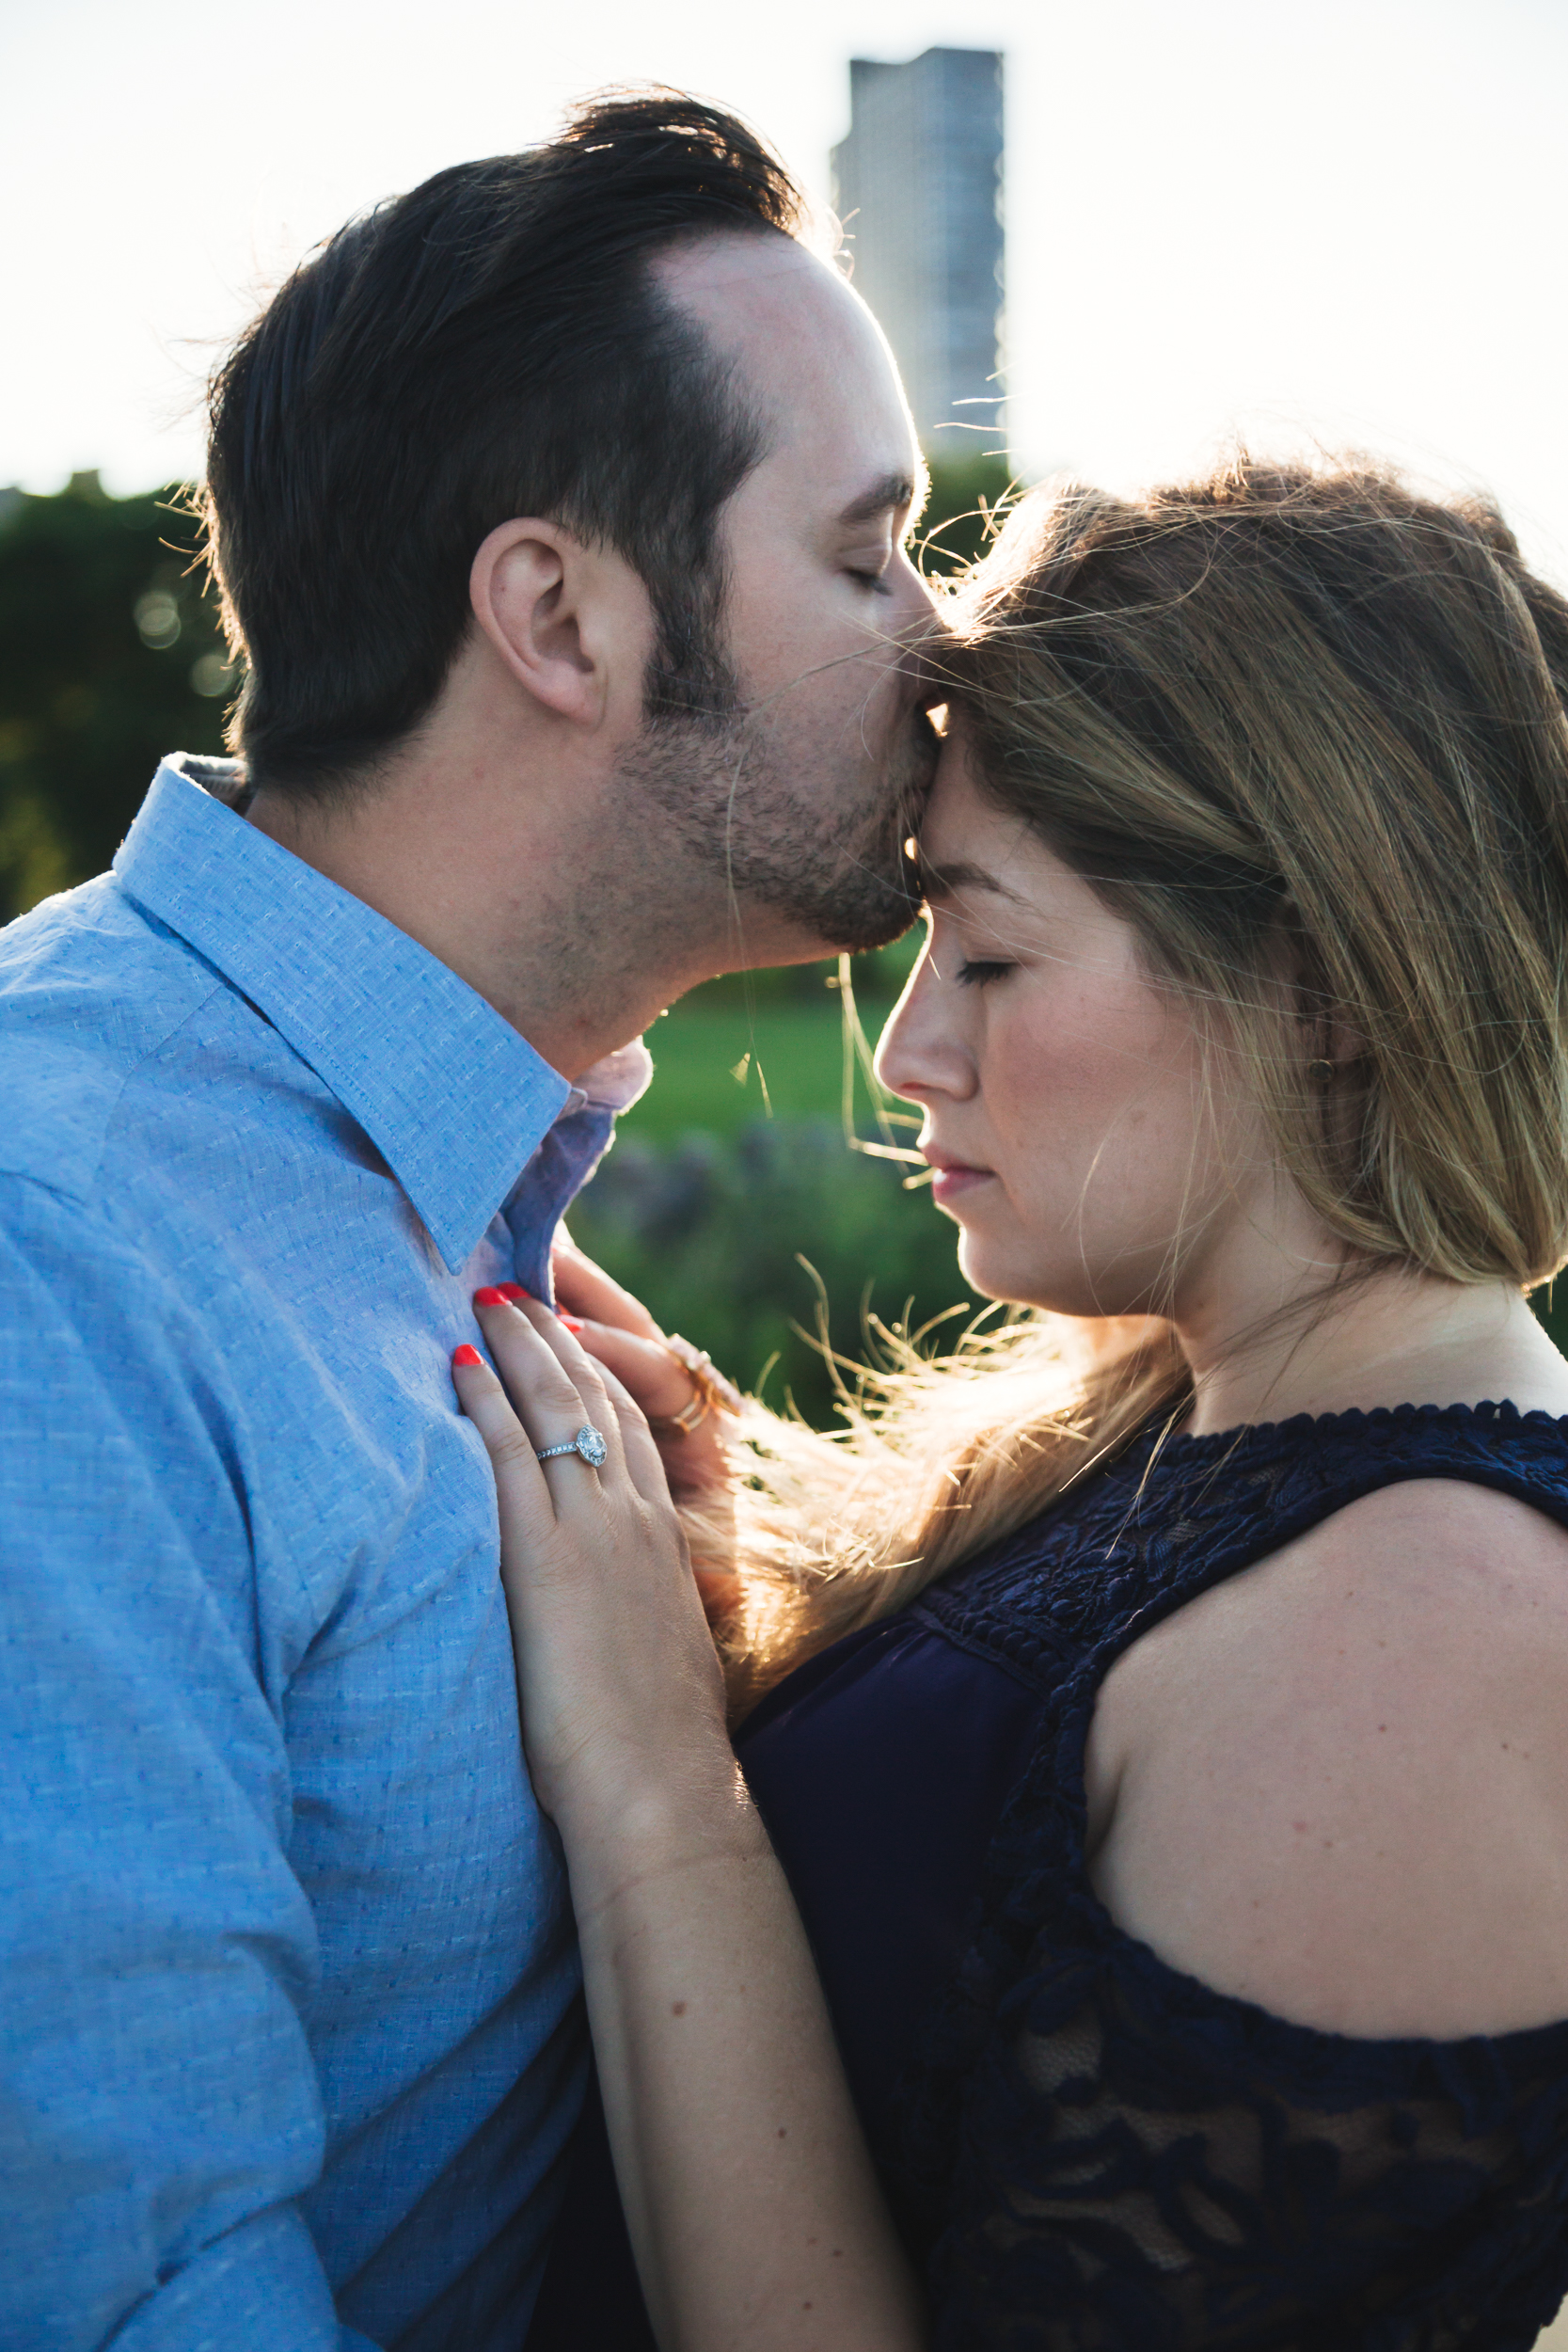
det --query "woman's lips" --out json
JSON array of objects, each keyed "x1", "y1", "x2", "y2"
[{"x1": 924, "y1": 1154, "x2": 996, "y2": 1209}]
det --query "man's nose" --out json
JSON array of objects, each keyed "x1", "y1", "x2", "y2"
[
  {"x1": 895, "y1": 548, "x2": 940, "y2": 624},
  {"x1": 888, "y1": 604, "x2": 949, "y2": 717}
]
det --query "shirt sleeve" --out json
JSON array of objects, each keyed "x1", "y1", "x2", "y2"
[{"x1": 0, "y1": 1179, "x2": 378, "y2": 2351}]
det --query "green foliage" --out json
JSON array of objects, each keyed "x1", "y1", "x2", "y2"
[
  {"x1": 596, "y1": 953, "x2": 944, "y2": 1417},
  {"x1": 0, "y1": 475, "x2": 233, "y2": 919},
  {"x1": 1534, "y1": 1284, "x2": 1568, "y2": 1361},
  {"x1": 629, "y1": 998, "x2": 868, "y2": 1139},
  {"x1": 569, "y1": 1117, "x2": 976, "y2": 1426},
  {"x1": 916, "y1": 449, "x2": 1021, "y2": 577}
]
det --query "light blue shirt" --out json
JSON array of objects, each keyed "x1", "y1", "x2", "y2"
[{"x1": 0, "y1": 758, "x2": 626, "y2": 2350}]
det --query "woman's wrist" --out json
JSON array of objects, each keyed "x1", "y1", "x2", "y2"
[{"x1": 549, "y1": 1742, "x2": 767, "y2": 1914}]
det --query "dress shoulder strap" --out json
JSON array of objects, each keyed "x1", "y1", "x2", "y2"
[{"x1": 916, "y1": 1400, "x2": 1568, "y2": 1692}]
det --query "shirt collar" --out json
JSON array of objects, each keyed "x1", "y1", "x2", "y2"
[{"x1": 114, "y1": 756, "x2": 573, "y2": 1272}]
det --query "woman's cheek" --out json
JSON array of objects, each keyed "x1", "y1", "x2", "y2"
[{"x1": 992, "y1": 974, "x2": 1096, "y2": 1096}]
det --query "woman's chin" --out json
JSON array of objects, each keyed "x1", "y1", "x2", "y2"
[
  {"x1": 956, "y1": 1234, "x2": 1160, "y2": 1324},
  {"x1": 955, "y1": 1233, "x2": 1049, "y2": 1311}
]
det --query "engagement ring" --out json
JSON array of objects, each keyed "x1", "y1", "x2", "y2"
[{"x1": 535, "y1": 1425, "x2": 608, "y2": 1468}]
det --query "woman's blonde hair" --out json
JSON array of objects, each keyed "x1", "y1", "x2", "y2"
[{"x1": 704, "y1": 454, "x2": 1568, "y2": 1712}]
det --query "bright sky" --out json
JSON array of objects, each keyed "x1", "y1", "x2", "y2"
[{"x1": 4, "y1": 0, "x2": 1566, "y2": 579}]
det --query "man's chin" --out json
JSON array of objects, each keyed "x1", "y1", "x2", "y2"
[
  {"x1": 813, "y1": 737, "x2": 937, "y2": 952},
  {"x1": 821, "y1": 891, "x2": 924, "y2": 956},
  {"x1": 768, "y1": 830, "x2": 925, "y2": 956}
]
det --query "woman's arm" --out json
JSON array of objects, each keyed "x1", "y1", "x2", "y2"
[{"x1": 455, "y1": 1291, "x2": 926, "y2": 2352}]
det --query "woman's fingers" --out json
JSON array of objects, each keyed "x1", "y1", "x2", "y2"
[
  {"x1": 450, "y1": 1343, "x2": 563, "y2": 1557},
  {"x1": 569, "y1": 1312, "x2": 735, "y2": 1502},
  {"x1": 586, "y1": 1350, "x2": 688, "y2": 1510},
  {"x1": 457, "y1": 1296, "x2": 736, "y2": 1836},
  {"x1": 567, "y1": 1320, "x2": 705, "y2": 1420},
  {"x1": 493, "y1": 1298, "x2": 710, "y2": 1534},
  {"x1": 471, "y1": 1289, "x2": 627, "y2": 1486},
  {"x1": 470, "y1": 1286, "x2": 734, "y2": 1511},
  {"x1": 505, "y1": 1299, "x2": 677, "y2": 1511},
  {"x1": 552, "y1": 1231, "x2": 664, "y2": 1340}
]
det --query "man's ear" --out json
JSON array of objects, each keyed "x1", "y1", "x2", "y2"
[{"x1": 469, "y1": 518, "x2": 647, "y2": 728}]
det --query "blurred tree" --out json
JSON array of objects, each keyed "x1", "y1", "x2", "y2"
[
  {"x1": 0, "y1": 475, "x2": 233, "y2": 919},
  {"x1": 917, "y1": 447, "x2": 1020, "y2": 576}
]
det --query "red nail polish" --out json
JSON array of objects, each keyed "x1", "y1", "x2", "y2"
[
  {"x1": 472, "y1": 1286, "x2": 507, "y2": 1308},
  {"x1": 451, "y1": 1343, "x2": 483, "y2": 1368},
  {"x1": 559, "y1": 1314, "x2": 583, "y2": 1335},
  {"x1": 497, "y1": 1283, "x2": 532, "y2": 1303}
]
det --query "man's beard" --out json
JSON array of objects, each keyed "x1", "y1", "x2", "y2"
[{"x1": 623, "y1": 654, "x2": 936, "y2": 955}]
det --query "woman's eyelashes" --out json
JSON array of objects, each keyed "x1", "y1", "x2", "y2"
[{"x1": 924, "y1": 926, "x2": 1018, "y2": 988}]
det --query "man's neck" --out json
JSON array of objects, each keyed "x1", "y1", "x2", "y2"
[
  {"x1": 244, "y1": 744, "x2": 814, "y2": 1079},
  {"x1": 245, "y1": 765, "x2": 683, "y2": 1076}
]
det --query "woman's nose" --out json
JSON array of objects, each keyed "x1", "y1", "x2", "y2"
[{"x1": 874, "y1": 955, "x2": 976, "y2": 1104}]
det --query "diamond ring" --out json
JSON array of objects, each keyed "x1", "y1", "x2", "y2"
[{"x1": 535, "y1": 1424, "x2": 609, "y2": 1469}]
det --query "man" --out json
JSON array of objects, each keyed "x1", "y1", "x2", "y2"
[{"x1": 0, "y1": 94, "x2": 934, "y2": 2349}]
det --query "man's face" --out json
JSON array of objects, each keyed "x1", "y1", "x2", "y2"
[{"x1": 633, "y1": 231, "x2": 938, "y2": 958}]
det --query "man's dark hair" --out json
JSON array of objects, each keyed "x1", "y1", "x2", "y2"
[{"x1": 203, "y1": 90, "x2": 803, "y2": 798}]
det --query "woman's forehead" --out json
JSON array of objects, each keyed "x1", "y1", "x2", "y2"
[{"x1": 920, "y1": 759, "x2": 1069, "y2": 909}]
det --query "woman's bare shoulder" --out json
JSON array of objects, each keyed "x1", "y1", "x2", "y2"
[{"x1": 1085, "y1": 1477, "x2": 1568, "y2": 2039}]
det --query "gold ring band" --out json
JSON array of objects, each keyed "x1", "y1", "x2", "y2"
[{"x1": 647, "y1": 1336, "x2": 740, "y2": 1440}]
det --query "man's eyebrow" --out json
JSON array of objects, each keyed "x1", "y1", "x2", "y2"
[
  {"x1": 919, "y1": 857, "x2": 1031, "y2": 906},
  {"x1": 836, "y1": 469, "x2": 920, "y2": 529}
]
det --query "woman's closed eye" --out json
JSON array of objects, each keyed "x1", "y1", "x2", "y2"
[{"x1": 956, "y1": 957, "x2": 1015, "y2": 987}]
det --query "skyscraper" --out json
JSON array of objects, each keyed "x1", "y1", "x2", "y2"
[{"x1": 831, "y1": 48, "x2": 1005, "y2": 457}]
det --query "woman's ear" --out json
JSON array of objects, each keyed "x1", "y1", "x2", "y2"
[
  {"x1": 1297, "y1": 997, "x2": 1369, "y2": 1074},
  {"x1": 1275, "y1": 911, "x2": 1368, "y2": 1069},
  {"x1": 470, "y1": 517, "x2": 647, "y2": 728}
]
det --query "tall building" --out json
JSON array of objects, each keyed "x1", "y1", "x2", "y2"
[{"x1": 831, "y1": 48, "x2": 1005, "y2": 458}]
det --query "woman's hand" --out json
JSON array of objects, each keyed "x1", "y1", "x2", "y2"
[
  {"x1": 550, "y1": 1231, "x2": 737, "y2": 1504},
  {"x1": 453, "y1": 1291, "x2": 733, "y2": 1836},
  {"x1": 452, "y1": 1290, "x2": 925, "y2": 2352}
]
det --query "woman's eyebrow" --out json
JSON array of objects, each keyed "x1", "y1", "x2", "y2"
[{"x1": 919, "y1": 856, "x2": 1029, "y2": 906}]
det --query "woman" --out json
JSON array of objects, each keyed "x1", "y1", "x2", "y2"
[{"x1": 459, "y1": 458, "x2": 1568, "y2": 2349}]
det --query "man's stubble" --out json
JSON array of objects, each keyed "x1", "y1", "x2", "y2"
[{"x1": 617, "y1": 671, "x2": 937, "y2": 961}]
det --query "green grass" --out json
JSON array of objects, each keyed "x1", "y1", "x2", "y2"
[
  {"x1": 624, "y1": 1004, "x2": 874, "y2": 1141},
  {"x1": 620, "y1": 954, "x2": 916, "y2": 1146}
]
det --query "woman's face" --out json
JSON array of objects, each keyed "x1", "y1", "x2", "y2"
[{"x1": 875, "y1": 740, "x2": 1274, "y2": 1318}]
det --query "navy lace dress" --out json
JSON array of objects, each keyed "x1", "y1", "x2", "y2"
[{"x1": 526, "y1": 1404, "x2": 1568, "y2": 2350}]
